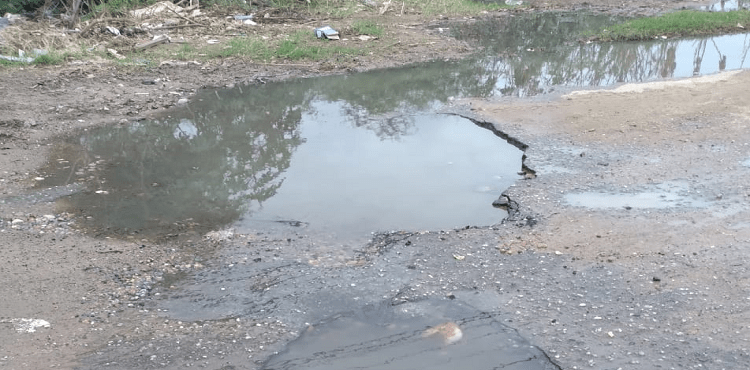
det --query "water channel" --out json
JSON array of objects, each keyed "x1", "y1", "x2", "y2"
[{"x1": 37, "y1": 10, "x2": 750, "y2": 370}]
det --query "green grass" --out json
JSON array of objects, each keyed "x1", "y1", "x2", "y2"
[
  {"x1": 276, "y1": 31, "x2": 359, "y2": 60},
  {"x1": 32, "y1": 53, "x2": 65, "y2": 65},
  {"x1": 123, "y1": 31, "x2": 361, "y2": 65},
  {"x1": 208, "y1": 37, "x2": 273, "y2": 59},
  {"x1": 352, "y1": 20, "x2": 384, "y2": 37},
  {"x1": 595, "y1": 10, "x2": 750, "y2": 41},
  {"x1": 404, "y1": 0, "x2": 509, "y2": 15}
]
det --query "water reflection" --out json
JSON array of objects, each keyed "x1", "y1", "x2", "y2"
[
  {"x1": 448, "y1": 13, "x2": 750, "y2": 96},
  {"x1": 701, "y1": 0, "x2": 750, "y2": 11},
  {"x1": 40, "y1": 75, "x2": 521, "y2": 238},
  {"x1": 38, "y1": 12, "x2": 750, "y2": 239}
]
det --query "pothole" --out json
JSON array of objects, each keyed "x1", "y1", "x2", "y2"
[{"x1": 262, "y1": 300, "x2": 559, "y2": 370}]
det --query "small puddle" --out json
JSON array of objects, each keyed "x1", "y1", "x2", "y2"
[
  {"x1": 565, "y1": 182, "x2": 711, "y2": 209},
  {"x1": 262, "y1": 300, "x2": 558, "y2": 370}
]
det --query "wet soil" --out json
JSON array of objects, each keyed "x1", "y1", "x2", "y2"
[{"x1": 2, "y1": 0, "x2": 750, "y2": 369}]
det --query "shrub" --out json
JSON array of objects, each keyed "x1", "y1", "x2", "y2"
[{"x1": 0, "y1": 0, "x2": 47, "y2": 14}]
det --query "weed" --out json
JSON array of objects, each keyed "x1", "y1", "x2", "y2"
[
  {"x1": 403, "y1": 0, "x2": 508, "y2": 16},
  {"x1": 352, "y1": 20, "x2": 384, "y2": 36},
  {"x1": 207, "y1": 37, "x2": 271, "y2": 59},
  {"x1": 595, "y1": 10, "x2": 750, "y2": 41},
  {"x1": 276, "y1": 30, "x2": 359, "y2": 60}
]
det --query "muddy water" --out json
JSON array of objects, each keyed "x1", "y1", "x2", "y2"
[
  {"x1": 262, "y1": 300, "x2": 556, "y2": 370},
  {"x1": 37, "y1": 74, "x2": 522, "y2": 240}
]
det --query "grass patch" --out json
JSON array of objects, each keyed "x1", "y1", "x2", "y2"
[
  {"x1": 32, "y1": 53, "x2": 65, "y2": 65},
  {"x1": 403, "y1": 0, "x2": 509, "y2": 16},
  {"x1": 594, "y1": 10, "x2": 750, "y2": 41},
  {"x1": 208, "y1": 37, "x2": 272, "y2": 59},
  {"x1": 129, "y1": 32, "x2": 360, "y2": 64},
  {"x1": 276, "y1": 30, "x2": 359, "y2": 60},
  {"x1": 352, "y1": 20, "x2": 384, "y2": 36}
]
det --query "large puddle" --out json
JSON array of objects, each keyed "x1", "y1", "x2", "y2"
[{"x1": 37, "y1": 76, "x2": 523, "y2": 241}]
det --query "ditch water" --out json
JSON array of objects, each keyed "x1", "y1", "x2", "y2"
[{"x1": 38, "y1": 10, "x2": 750, "y2": 370}]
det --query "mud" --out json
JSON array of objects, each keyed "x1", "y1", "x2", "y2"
[{"x1": 2, "y1": 1, "x2": 750, "y2": 369}]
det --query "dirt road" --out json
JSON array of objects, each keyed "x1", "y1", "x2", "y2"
[{"x1": 2, "y1": 0, "x2": 750, "y2": 369}]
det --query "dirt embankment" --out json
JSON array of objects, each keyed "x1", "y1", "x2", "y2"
[{"x1": 2, "y1": 0, "x2": 748, "y2": 369}]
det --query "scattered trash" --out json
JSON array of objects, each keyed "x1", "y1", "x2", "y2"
[
  {"x1": 357, "y1": 35, "x2": 376, "y2": 41},
  {"x1": 314, "y1": 25, "x2": 340, "y2": 40},
  {"x1": 452, "y1": 254, "x2": 465, "y2": 260},
  {"x1": 206, "y1": 39, "x2": 220, "y2": 44},
  {"x1": 233, "y1": 14, "x2": 254, "y2": 21},
  {"x1": 738, "y1": 23, "x2": 745, "y2": 29},
  {"x1": 105, "y1": 26, "x2": 121, "y2": 36},
  {"x1": 0, "y1": 318, "x2": 51, "y2": 333},
  {"x1": 379, "y1": 0, "x2": 392, "y2": 14},
  {"x1": 130, "y1": 1, "x2": 186, "y2": 18},
  {"x1": 0, "y1": 48, "x2": 46, "y2": 63},
  {"x1": 505, "y1": 0, "x2": 523, "y2": 5},
  {"x1": 107, "y1": 48, "x2": 125, "y2": 59},
  {"x1": 0, "y1": 54, "x2": 33, "y2": 63},
  {"x1": 159, "y1": 60, "x2": 202, "y2": 67},
  {"x1": 243, "y1": 19, "x2": 257, "y2": 26},
  {"x1": 422, "y1": 322, "x2": 463, "y2": 344},
  {"x1": 205, "y1": 228, "x2": 234, "y2": 241},
  {"x1": 134, "y1": 34, "x2": 170, "y2": 50},
  {"x1": 2, "y1": 13, "x2": 24, "y2": 24}
]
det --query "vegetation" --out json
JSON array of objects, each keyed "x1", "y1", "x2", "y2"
[
  {"x1": 0, "y1": 0, "x2": 46, "y2": 14},
  {"x1": 594, "y1": 10, "x2": 750, "y2": 41},
  {"x1": 352, "y1": 20, "x2": 384, "y2": 36}
]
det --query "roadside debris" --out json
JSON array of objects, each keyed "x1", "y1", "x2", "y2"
[
  {"x1": 0, "y1": 318, "x2": 51, "y2": 333},
  {"x1": 130, "y1": 1, "x2": 196, "y2": 18},
  {"x1": 0, "y1": 48, "x2": 47, "y2": 63},
  {"x1": 107, "y1": 48, "x2": 125, "y2": 59},
  {"x1": 135, "y1": 34, "x2": 170, "y2": 50},
  {"x1": 314, "y1": 25, "x2": 339, "y2": 40},
  {"x1": 422, "y1": 322, "x2": 463, "y2": 344}
]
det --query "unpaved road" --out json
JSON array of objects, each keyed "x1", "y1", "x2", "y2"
[{"x1": 2, "y1": 0, "x2": 750, "y2": 369}]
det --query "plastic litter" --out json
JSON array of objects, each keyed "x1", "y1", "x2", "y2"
[{"x1": 314, "y1": 26, "x2": 340, "y2": 40}]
